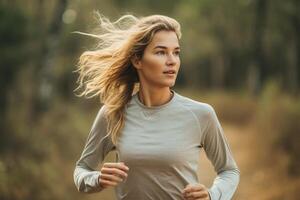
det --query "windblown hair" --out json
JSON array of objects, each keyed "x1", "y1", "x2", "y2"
[{"x1": 73, "y1": 13, "x2": 181, "y2": 145}]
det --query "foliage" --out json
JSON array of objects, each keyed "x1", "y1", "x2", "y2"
[
  {"x1": 256, "y1": 79, "x2": 300, "y2": 176},
  {"x1": 0, "y1": 0, "x2": 299, "y2": 199}
]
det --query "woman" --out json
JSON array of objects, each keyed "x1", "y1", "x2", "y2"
[{"x1": 73, "y1": 13, "x2": 240, "y2": 200}]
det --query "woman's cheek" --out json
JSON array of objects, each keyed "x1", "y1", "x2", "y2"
[{"x1": 145, "y1": 58, "x2": 164, "y2": 72}]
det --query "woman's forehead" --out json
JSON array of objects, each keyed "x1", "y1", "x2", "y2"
[{"x1": 148, "y1": 31, "x2": 180, "y2": 49}]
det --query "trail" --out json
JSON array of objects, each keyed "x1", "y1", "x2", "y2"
[{"x1": 198, "y1": 123, "x2": 299, "y2": 200}]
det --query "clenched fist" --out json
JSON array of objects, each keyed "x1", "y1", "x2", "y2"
[
  {"x1": 182, "y1": 183, "x2": 211, "y2": 200},
  {"x1": 98, "y1": 162, "x2": 129, "y2": 188}
]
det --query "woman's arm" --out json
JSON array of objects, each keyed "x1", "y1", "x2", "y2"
[
  {"x1": 73, "y1": 105, "x2": 115, "y2": 193},
  {"x1": 201, "y1": 105, "x2": 240, "y2": 200}
]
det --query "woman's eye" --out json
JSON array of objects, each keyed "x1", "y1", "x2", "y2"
[
  {"x1": 155, "y1": 51, "x2": 180, "y2": 56},
  {"x1": 174, "y1": 51, "x2": 180, "y2": 56},
  {"x1": 156, "y1": 51, "x2": 165, "y2": 55}
]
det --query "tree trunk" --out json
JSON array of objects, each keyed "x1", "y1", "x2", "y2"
[
  {"x1": 248, "y1": 0, "x2": 268, "y2": 96},
  {"x1": 32, "y1": 0, "x2": 67, "y2": 118}
]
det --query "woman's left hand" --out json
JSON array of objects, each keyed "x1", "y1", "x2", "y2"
[{"x1": 182, "y1": 183, "x2": 211, "y2": 200}]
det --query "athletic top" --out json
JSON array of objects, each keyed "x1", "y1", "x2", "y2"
[{"x1": 73, "y1": 89, "x2": 240, "y2": 200}]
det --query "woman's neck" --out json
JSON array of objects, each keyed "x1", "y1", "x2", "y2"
[{"x1": 137, "y1": 87, "x2": 173, "y2": 107}]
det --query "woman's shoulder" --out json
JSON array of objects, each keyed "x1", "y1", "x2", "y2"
[{"x1": 175, "y1": 92, "x2": 216, "y2": 118}]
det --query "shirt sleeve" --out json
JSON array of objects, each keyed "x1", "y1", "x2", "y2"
[
  {"x1": 73, "y1": 105, "x2": 115, "y2": 193},
  {"x1": 201, "y1": 105, "x2": 240, "y2": 200}
]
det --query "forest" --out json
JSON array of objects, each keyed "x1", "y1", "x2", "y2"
[{"x1": 0, "y1": 0, "x2": 299, "y2": 199}]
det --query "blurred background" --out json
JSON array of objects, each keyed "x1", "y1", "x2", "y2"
[{"x1": 0, "y1": 0, "x2": 299, "y2": 199}]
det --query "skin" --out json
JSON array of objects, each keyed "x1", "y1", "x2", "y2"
[
  {"x1": 99, "y1": 162, "x2": 129, "y2": 188},
  {"x1": 131, "y1": 30, "x2": 181, "y2": 107},
  {"x1": 99, "y1": 30, "x2": 210, "y2": 199},
  {"x1": 182, "y1": 184, "x2": 211, "y2": 200}
]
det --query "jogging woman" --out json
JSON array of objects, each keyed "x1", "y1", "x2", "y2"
[{"x1": 73, "y1": 14, "x2": 240, "y2": 200}]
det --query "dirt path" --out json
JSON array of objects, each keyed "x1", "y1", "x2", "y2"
[{"x1": 198, "y1": 123, "x2": 299, "y2": 200}]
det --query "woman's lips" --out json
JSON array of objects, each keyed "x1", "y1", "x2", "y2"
[
  {"x1": 163, "y1": 72, "x2": 176, "y2": 77},
  {"x1": 163, "y1": 70, "x2": 176, "y2": 74}
]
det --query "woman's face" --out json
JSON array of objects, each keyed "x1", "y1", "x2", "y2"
[{"x1": 132, "y1": 30, "x2": 180, "y2": 89}]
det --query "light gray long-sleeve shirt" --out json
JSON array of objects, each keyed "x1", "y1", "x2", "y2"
[{"x1": 73, "y1": 89, "x2": 240, "y2": 200}]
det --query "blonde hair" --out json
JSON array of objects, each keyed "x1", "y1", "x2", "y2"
[{"x1": 73, "y1": 13, "x2": 181, "y2": 145}]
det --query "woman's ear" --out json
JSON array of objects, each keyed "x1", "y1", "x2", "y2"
[{"x1": 131, "y1": 55, "x2": 142, "y2": 69}]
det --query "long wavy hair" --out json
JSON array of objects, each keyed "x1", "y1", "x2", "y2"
[{"x1": 73, "y1": 13, "x2": 182, "y2": 145}]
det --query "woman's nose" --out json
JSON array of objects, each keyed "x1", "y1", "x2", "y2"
[{"x1": 166, "y1": 54, "x2": 177, "y2": 65}]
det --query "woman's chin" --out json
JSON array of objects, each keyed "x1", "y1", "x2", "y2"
[{"x1": 164, "y1": 81, "x2": 176, "y2": 87}]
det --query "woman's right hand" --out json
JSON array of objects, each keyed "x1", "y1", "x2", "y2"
[{"x1": 98, "y1": 162, "x2": 129, "y2": 188}]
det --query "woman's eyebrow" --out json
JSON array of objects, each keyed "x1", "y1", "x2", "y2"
[{"x1": 153, "y1": 45, "x2": 180, "y2": 50}]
